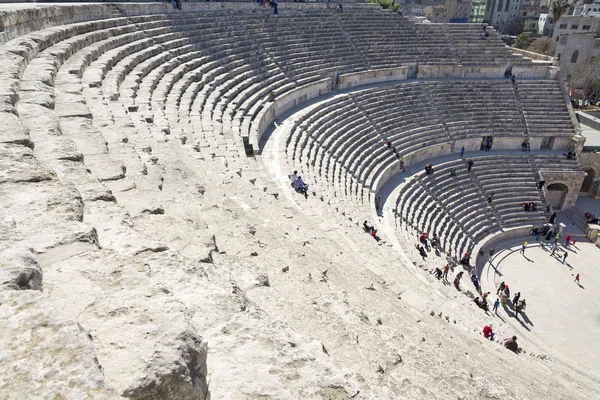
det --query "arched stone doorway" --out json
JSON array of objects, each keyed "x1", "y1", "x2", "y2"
[
  {"x1": 547, "y1": 183, "x2": 569, "y2": 209},
  {"x1": 581, "y1": 168, "x2": 596, "y2": 194}
]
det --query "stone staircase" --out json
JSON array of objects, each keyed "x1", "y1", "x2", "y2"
[{"x1": 560, "y1": 206, "x2": 589, "y2": 233}]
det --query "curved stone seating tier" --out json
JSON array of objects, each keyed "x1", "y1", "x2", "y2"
[
  {"x1": 285, "y1": 79, "x2": 570, "y2": 211},
  {"x1": 517, "y1": 80, "x2": 576, "y2": 136},
  {"x1": 392, "y1": 153, "x2": 581, "y2": 260}
]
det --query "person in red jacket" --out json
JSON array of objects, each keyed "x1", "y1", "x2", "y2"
[{"x1": 483, "y1": 323, "x2": 494, "y2": 340}]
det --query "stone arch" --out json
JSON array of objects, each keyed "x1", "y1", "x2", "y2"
[
  {"x1": 581, "y1": 167, "x2": 597, "y2": 194},
  {"x1": 547, "y1": 182, "x2": 569, "y2": 209}
]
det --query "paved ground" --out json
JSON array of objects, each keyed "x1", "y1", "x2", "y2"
[
  {"x1": 580, "y1": 123, "x2": 600, "y2": 148},
  {"x1": 479, "y1": 236, "x2": 600, "y2": 377},
  {"x1": 556, "y1": 194, "x2": 600, "y2": 236}
]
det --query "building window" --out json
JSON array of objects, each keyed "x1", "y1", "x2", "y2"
[
  {"x1": 582, "y1": 25, "x2": 591, "y2": 30},
  {"x1": 559, "y1": 24, "x2": 567, "y2": 29},
  {"x1": 523, "y1": 11, "x2": 527, "y2": 16},
  {"x1": 571, "y1": 50, "x2": 579, "y2": 63},
  {"x1": 571, "y1": 24, "x2": 579, "y2": 29}
]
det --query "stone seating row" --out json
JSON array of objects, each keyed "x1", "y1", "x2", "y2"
[
  {"x1": 285, "y1": 79, "x2": 562, "y2": 207},
  {"x1": 393, "y1": 153, "x2": 580, "y2": 260},
  {"x1": 2, "y1": 6, "x2": 537, "y2": 178},
  {"x1": 517, "y1": 81, "x2": 575, "y2": 136},
  {"x1": 395, "y1": 159, "x2": 502, "y2": 258}
]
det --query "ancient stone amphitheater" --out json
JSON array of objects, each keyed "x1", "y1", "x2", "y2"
[{"x1": 1, "y1": 2, "x2": 598, "y2": 399}]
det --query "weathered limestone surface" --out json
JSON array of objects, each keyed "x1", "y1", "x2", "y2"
[{"x1": 0, "y1": 3, "x2": 598, "y2": 400}]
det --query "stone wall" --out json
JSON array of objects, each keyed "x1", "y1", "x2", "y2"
[
  {"x1": 579, "y1": 151, "x2": 600, "y2": 198},
  {"x1": 539, "y1": 169, "x2": 587, "y2": 209},
  {"x1": 253, "y1": 78, "x2": 332, "y2": 151},
  {"x1": 510, "y1": 47, "x2": 558, "y2": 63},
  {"x1": 336, "y1": 67, "x2": 409, "y2": 90},
  {"x1": 577, "y1": 111, "x2": 600, "y2": 131}
]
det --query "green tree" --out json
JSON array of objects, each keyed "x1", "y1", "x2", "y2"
[
  {"x1": 551, "y1": 0, "x2": 569, "y2": 28},
  {"x1": 369, "y1": 0, "x2": 393, "y2": 10},
  {"x1": 527, "y1": 37, "x2": 555, "y2": 56},
  {"x1": 512, "y1": 33, "x2": 530, "y2": 49}
]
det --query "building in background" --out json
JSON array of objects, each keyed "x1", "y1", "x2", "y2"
[
  {"x1": 538, "y1": 13, "x2": 554, "y2": 35},
  {"x1": 521, "y1": 0, "x2": 544, "y2": 32},
  {"x1": 553, "y1": 1, "x2": 600, "y2": 77},
  {"x1": 485, "y1": 0, "x2": 524, "y2": 26},
  {"x1": 471, "y1": 0, "x2": 487, "y2": 22}
]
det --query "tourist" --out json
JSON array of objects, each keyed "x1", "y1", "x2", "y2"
[
  {"x1": 487, "y1": 192, "x2": 494, "y2": 203},
  {"x1": 488, "y1": 247, "x2": 495, "y2": 257},
  {"x1": 471, "y1": 274, "x2": 480, "y2": 291},
  {"x1": 562, "y1": 251, "x2": 568, "y2": 264},
  {"x1": 430, "y1": 233, "x2": 440, "y2": 248},
  {"x1": 503, "y1": 284, "x2": 510, "y2": 298},
  {"x1": 483, "y1": 323, "x2": 495, "y2": 340},
  {"x1": 419, "y1": 232, "x2": 428, "y2": 245},
  {"x1": 515, "y1": 299, "x2": 526, "y2": 319},
  {"x1": 460, "y1": 146, "x2": 465, "y2": 157},
  {"x1": 512, "y1": 291, "x2": 521, "y2": 306},
  {"x1": 290, "y1": 170, "x2": 298, "y2": 186},
  {"x1": 399, "y1": 160, "x2": 406, "y2": 173},
  {"x1": 467, "y1": 159, "x2": 474, "y2": 172},
  {"x1": 504, "y1": 336, "x2": 519, "y2": 353},
  {"x1": 511, "y1": 75, "x2": 516, "y2": 85},
  {"x1": 460, "y1": 252, "x2": 471, "y2": 267},
  {"x1": 453, "y1": 271, "x2": 463, "y2": 290},
  {"x1": 416, "y1": 244, "x2": 427, "y2": 260},
  {"x1": 371, "y1": 229, "x2": 380, "y2": 241},
  {"x1": 520, "y1": 242, "x2": 527, "y2": 255},
  {"x1": 363, "y1": 220, "x2": 374, "y2": 233},
  {"x1": 496, "y1": 281, "x2": 505, "y2": 295},
  {"x1": 442, "y1": 264, "x2": 450, "y2": 282},
  {"x1": 274, "y1": 0, "x2": 278, "y2": 15},
  {"x1": 294, "y1": 176, "x2": 308, "y2": 198},
  {"x1": 492, "y1": 298, "x2": 500, "y2": 314},
  {"x1": 564, "y1": 234, "x2": 571, "y2": 247},
  {"x1": 434, "y1": 267, "x2": 443, "y2": 280},
  {"x1": 375, "y1": 196, "x2": 381, "y2": 212},
  {"x1": 575, "y1": 273, "x2": 580, "y2": 283},
  {"x1": 337, "y1": 3, "x2": 343, "y2": 13},
  {"x1": 554, "y1": 233, "x2": 560, "y2": 243},
  {"x1": 450, "y1": 168, "x2": 457, "y2": 177},
  {"x1": 539, "y1": 181, "x2": 547, "y2": 190},
  {"x1": 500, "y1": 291, "x2": 509, "y2": 307},
  {"x1": 485, "y1": 137, "x2": 492, "y2": 151},
  {"x1": 385, "y1": 138, "x2": 392, "y2": 149},
  {"x1": 482, "y1": 291, "x2": 490, "y2": 302}
]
